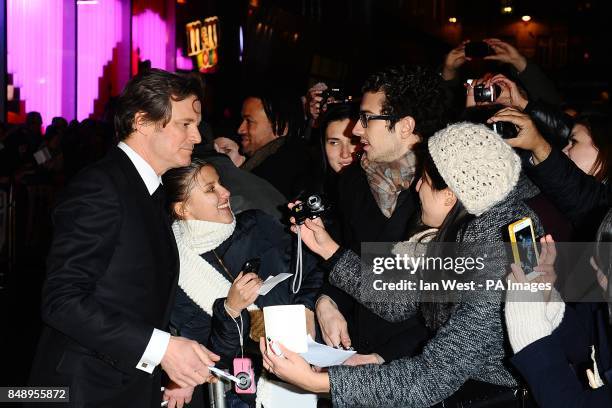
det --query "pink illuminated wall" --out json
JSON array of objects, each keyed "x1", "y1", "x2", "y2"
[
  {"x1": 7, "y1": 0, "x2": 75, "y2": 125},
  {"x1": 77, "y1": 0, "x2": 130, "y2": 120},
  {"x1": 6, "y1": 0, "x2": 180, "y2": 125},
  {"x1": 133, "y1": 10, "x2": 168, "y2": 70},
  {"x1": 176, "y1": 48, "x2": 194, "y2": 71},
  {"x1": 132, "y1": 0, "x2": 175, "y2": 72}
]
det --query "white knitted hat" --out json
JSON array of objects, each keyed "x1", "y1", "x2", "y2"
[{"x1": 427, "y1": 122, "x2": 521, "y2": 216}]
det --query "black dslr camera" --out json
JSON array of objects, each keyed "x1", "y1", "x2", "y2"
[
  {"x1": 473, "y1": 84, "x2": 502, "y2": 103},
  {"x1": 320, "y1": 88, "x2": 353, "y2": 112},
  {"x1": 290, "y1": 194, "x2": 330, "y2": 225}
]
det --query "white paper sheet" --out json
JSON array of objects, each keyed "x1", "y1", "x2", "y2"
[
  {"x1": 263, "y1": 305, "x2": 308, "y2": 353},
  {"x1": 258, "y1": 273, "x2": 293, "y2": 296},
  {"x1": 300, "y1": 335, "x2": 356, "y2": 367},
  {"x1": 265, "y1": 380, "x2": 318, "y2": 407}
]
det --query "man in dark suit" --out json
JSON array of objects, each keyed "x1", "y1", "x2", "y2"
[{"x1": 28, "y1": 69, "x2": 219, "y2": 407}]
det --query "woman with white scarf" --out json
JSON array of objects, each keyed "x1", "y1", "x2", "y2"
[{"x1": 161, "y1": 159, "x2": 324, "y2": 408}]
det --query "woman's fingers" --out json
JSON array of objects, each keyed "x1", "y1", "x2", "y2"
[
  {"x1": 304, "y1": 217, "x2": 325, "y2": 232},
  {"x1": 538, "y1": 234, "x2": 556, "y2": 265},
  {"x1": 545, "y1": 234, "x2": 557, "y2": 261},
  {"x1": 510, "y1": 263, "x2": 527, "y2": 283}
]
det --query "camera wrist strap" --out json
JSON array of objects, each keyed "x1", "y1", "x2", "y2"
[
  {"x1": 293, "y1": 227, "x2": 304, "y2": 294},
  {"x1": 224, "y1": 300, "x2": 244, "y2": 358}
]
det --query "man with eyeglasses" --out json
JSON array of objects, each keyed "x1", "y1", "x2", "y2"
[{"x1": 315, "y1": 65, "x2": 449, "y2": 366}]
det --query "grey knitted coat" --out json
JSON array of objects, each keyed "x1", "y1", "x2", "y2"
[{"x1": 327, "y1": 187, "x2": 543, "y2": 407}]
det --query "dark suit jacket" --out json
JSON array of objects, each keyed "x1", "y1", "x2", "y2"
[{"x1": 28, "y1": 147, "x2": 179, "y2": 408}]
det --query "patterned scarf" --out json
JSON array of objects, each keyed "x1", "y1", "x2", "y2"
[
  {"x1": 361, "y1": 150, "x2": 417, "y2": 218},
  {"x1": 241, "y1": 137, "x2": 285, "y2": 172}
]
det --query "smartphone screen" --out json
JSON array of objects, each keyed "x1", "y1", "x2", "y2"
[{"x1": 509, "y1": 218, "x2": 539, "y2": 274}]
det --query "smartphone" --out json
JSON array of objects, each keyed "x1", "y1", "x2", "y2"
[
  {"x1": 508, "y1": 217, "x2": 539, "y2": 276},
  {"x1": 465, "y1": 41, "x2": 492, "y2": 58},
  {"x1": 242, "y1": 258, "x2": 261, "y2": 275}
]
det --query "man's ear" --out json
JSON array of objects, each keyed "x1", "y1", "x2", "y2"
[
  {"x1": 399, "y1": 116, "x2": 416, "y2": 139},
  {"x1": 133, "y1": 112, "x2": 150, "y2": 135}
]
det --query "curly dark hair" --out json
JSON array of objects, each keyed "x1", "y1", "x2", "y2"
[{"x1": 362, "y1": 65, "x2": 448, "y2": 138}]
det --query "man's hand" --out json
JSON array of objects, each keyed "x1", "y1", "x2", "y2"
[
  {"x1": 162, "y1": 381, "x2": 194, "y2": 408},
  {"x1": 315, "y1": 296, "x2": 351, "y2": 349},
  {"x1": 442, "y1": 42, "x2": 469, "y2": 81},
  {"x1": 226, "y1": 272, "x2": 262, "y2": 317},
  {"x1": 488, "y1": 107, "x2": 552, "y2": 163},
  {"x1": 161, "y1": 337, "x2": 220, "y2": 388},
  {"x1": 484, "y1": 38, "x2": 527, "y2": 72}
]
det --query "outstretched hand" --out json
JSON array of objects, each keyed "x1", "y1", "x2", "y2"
[
  {"x1": 442, "y1": 41, "x2": 470, "y2": 80},
  {"x1": 488, "y1": 107, "x2": 552, "y2": 163},
  {"x1": 288, "y1": 202, "x2": 339, "y2": 260},
  {"x1": 259, "y1": 338, "x2": 330, "y2": 393},
  {"x1": 486, "y1": 74, "x2": 528, "y2": 110},
  {"x1": 484, "y1": 38, "x2": 527, "y2": 72}
]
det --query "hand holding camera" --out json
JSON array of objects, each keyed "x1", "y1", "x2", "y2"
[
  {"x1": 288, "y1": 198, "x2": 339, "y2": 261},
  {"x1": 489, "y1": 107, "x2": 552, "y2": 162},
  {"x1": 306, "y1": 82, "x2": 328, "y2": 122},
  {"x1": 483, "y1": 38, "x2": 528, "y2": 72},
  {"x1": 465, "y1": 76, "x2": 495, "y2": 107},
  {"x1": 486, "y1": 74, "x2": 528, "y2": 110},
  {"x1": 289, "y1": 194, "x2": 329, "y2": 224},
  {"x1": 442, "y1": 41, "x2": 470, "y2": 81},
  {"x1": 319, "y1": 88, "x2": 352, "y2": 113}
]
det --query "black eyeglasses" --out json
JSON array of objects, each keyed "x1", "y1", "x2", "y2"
[{"x1": 358, "y1": 112, "x2": 396, "y2": 128}]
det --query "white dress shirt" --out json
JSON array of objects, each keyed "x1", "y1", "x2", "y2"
[{"x1": 118, "y1": 142, "x2": 171, "y2": 374}]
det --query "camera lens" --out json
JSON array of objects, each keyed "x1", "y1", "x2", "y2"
[
  {"x1": 474, "y1": 85, "x2": 493, "y2": 102},
  {"x1": 236, "y1": 372, "x2": 252, "y2": 390},
  {"x1": 307, "y1": 195, "x2": 322, "y2": 210}
]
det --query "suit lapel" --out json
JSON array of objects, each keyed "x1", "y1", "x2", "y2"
[{"x1": 112, "y1": 148, "x2": 178, "y2": 278}]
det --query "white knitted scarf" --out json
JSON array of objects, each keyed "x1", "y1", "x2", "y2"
[{"x1": 172, "y1": 218, "x2": 259, "y2": 316}]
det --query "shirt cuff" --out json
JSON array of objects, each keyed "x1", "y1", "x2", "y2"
[{"x1": 136, "y1": 328, "x2": 171, "y2": 373}]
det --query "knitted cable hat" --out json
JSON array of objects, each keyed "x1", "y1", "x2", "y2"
[{"x1": 427, "y1": 122, "x2": 521, "y2": 216}]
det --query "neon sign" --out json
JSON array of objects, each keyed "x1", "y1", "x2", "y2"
[{"x1": 186, "y1": 16, "x2": 219, "y2": 73}]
